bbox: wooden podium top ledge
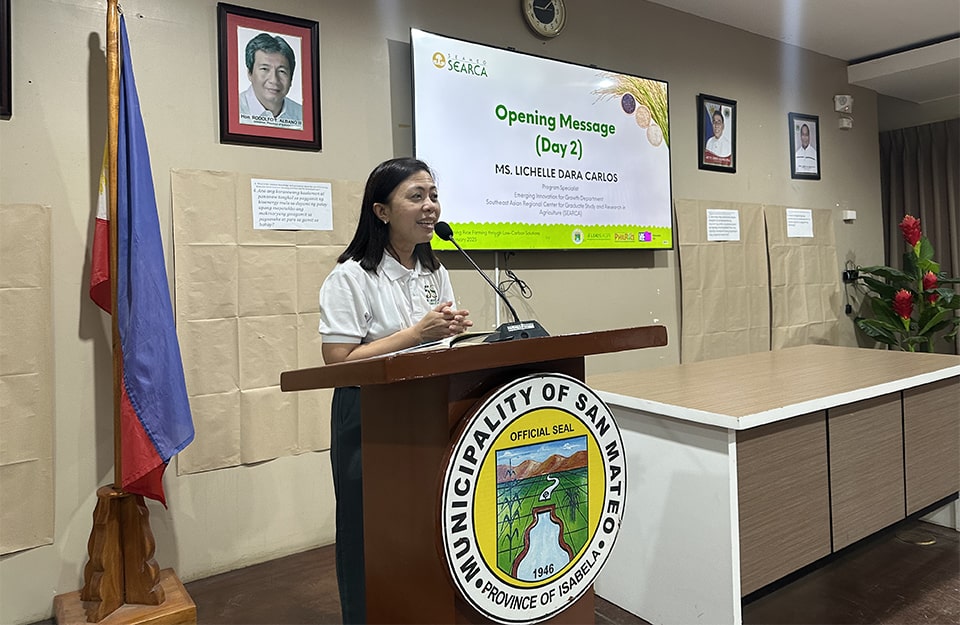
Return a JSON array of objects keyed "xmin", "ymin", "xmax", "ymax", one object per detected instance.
[{"xmin": 280, "ymin": 325, "xmax": 667, "ymax": 391}]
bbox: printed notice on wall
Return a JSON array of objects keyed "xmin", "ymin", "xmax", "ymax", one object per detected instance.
[
  {"xmin": 706, "ymin": 209, "xmax": 741, "ymax": 241},
  {"xmin": 785, "ymin": 208, "xmax": 814, "ymax": 238},
  {"xmin": 251, "ymin": 179, "xmax": 333, "ymax": 230}
]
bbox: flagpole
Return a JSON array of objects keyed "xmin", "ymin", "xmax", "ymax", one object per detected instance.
[
  {"xmin": 57, "ymin": 2, "xmax": 196, "ymax": 622},
  {"xmin": 107, "ymin": 0, "xmax": 122, "ymax": 492}
]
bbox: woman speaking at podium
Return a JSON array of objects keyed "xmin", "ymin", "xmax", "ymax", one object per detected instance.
[{"xmin": 318, "ymin": 157, "xmax": 472, "ymax": 623}]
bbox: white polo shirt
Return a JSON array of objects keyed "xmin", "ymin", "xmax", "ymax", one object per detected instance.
[
  {"xmin": 319, "ymin": 254, "xmax": 456, "ymax": 344},
  {"xmin": 795, "ymin": 145, "xmax": 818, "ymax": 174}
]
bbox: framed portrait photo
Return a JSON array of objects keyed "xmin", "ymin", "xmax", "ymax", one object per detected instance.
[
  {"xmin": 788, "ymin": 112, "xmax": 820, "ymax": 180},
  {"xmin": 1, "ymin": 0, "xmax": 11, "ymax": 118},
  {"xmin": 217, "ymin": 3, "xmax": 321, "ymax": 151},
  {"xmin": 697, "ymin": 94, "xmax": 736, "ymax": 173}
]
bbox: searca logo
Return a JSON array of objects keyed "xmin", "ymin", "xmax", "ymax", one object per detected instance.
[{"xmin": 433, "ymin": 51, "xmax": 489, "ymax": 77}]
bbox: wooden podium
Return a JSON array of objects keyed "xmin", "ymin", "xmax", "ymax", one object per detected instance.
[{"xmin": 280, "ymin": 326, "xmax": 667, "ymax": 624}]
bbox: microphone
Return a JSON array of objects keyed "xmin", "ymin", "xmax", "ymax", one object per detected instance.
[{"xmin": 435, "ymin": 221, "xmax": 548, "ymax": 342}]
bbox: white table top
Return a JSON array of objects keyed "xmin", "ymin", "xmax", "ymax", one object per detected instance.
[{"xmin": 588, "ymin": 345, "xmax": 960, "ymax": 430}]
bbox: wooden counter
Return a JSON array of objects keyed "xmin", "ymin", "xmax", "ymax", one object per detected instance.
[
  {"xmin": 588, "ymin": 345, "xmax": 959, "ymax": 625},
  {"xmin": 588, "ymin": 344, "xmax": 960, "ymax": 429}
]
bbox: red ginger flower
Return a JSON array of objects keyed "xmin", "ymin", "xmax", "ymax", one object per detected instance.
[
  {"xmin": 893, "ymin": 289, "xmax": 913, "ymax": 319},
  {"xmin": 923, "ymin": 271, "xmax": 939, "ymax": 303},
  {"xmin": 899, "ymin": 215, "xmax": 921, "ymax": 247}
]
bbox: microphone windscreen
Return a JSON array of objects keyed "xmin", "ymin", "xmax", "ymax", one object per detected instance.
[{"xmin": 435, "ymin": 221, "xmax": 454, "ymax": 241}]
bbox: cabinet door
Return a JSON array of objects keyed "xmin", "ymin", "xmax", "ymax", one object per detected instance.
[
  {"xmin": 828, "ymin": 393, "xmax": 905, "ymax": 550},
  {"xmin": 737, "ymin": 412, "xmax": 831, "ymax": 596},
  {"xmin": 904, "ymin": 377, "xmax": 960, "ymax": 515}
]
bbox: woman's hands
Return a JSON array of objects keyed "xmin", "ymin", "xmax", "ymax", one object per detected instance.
[
  {"xmin": 414, "ymin": 301, "xmax": 473, "ymax": 342},
  {"xmin": 322, "ymin": 301, "xmax": 473, "ymax": 364}
]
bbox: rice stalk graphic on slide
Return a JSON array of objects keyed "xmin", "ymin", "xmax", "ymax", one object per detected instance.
[{"xmin": 593, "ymin": 73, "xmax": 669, "ymax": 148}]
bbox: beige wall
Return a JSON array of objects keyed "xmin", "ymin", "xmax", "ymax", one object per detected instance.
[
  {"xmin": 877, "ymin": 94, "xmax": 960, "ymax": 131},
  {"xmin": 0, "ymin": 1, "xmax": 885, "ymax": 622}
]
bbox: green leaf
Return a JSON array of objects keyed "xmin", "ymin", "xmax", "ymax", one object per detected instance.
[
  {"xmin": 918, "ymin": 237, "xmax": 935, "ymax": 263},
  {"xmin": 869, "ymin": 297, "xmax": 904, "ymax": 327},
  {"xmin": 918, "ymin": 259, "xmax": 940, "ymax": 275},
  {"xmin": 862, "ymin": 315, "xmax": 903, "ymax": 333},
  {"xmin": 861, "ymin": 277, "xmax": 899, "ymax": 299},
  {"xmin": 929, "ymin": 290, "xmax": 960, "ymax": 308},
  {"xmin": 854, "ymin": 318, "xmax": 897, "ymax": 345},
  {"xmin": 918, "ymin": 309, "xmax": 952, "ymax": 335},
  {"xmin": 858, "ymin": 265, "xmax": 912, "ymax": 283},
  {"xmin": 903, "ymin": 251, "xmax": 920, "ymax": 279}
]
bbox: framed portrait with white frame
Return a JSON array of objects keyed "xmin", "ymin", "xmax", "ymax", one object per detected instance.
[
  {"xmin": 217, "ymin": 3, "xmax": 321, "ymax": 151},
  {"xmin": 697, "ymin": 94, "xmax": 736, "ymax": 173},
  {"xmin": 788, "ymin": 112, "xmax": 820, "ymax": 180}
]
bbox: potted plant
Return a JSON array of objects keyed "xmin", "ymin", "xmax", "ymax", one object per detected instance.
[{"xmin": 855, "ymin": 215, "xmax": 960, "ymax": 352}]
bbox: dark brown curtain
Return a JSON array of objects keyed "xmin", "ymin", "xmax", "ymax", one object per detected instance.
[{"xmin": 879, "ymin": 118, "xmax": 959, "ymax": 352}]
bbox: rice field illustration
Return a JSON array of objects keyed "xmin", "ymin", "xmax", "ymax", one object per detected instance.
[{"xmin": 495, "ymin": 436, "xmax": 589, "ymax": 581}]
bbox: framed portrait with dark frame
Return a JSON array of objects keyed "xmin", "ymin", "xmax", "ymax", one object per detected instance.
[
  {"xmin": 217, "ymin": 3, "xmax": 321, "ymax": 151},
  {"xmin": 788, "ymin": 112, "xmax": 820, "ymax": 180},
  {"xmin": 1, "ymin": 0, "xmax": 11, "ymax": 119},
  {"xmin": 697, "ymin": 94, "xmax": 736, "ymax": 173}
]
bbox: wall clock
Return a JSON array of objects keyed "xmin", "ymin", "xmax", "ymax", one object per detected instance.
[{"xmin": 522, "ymin": 0, "xmax": 566, "ymax": 38}]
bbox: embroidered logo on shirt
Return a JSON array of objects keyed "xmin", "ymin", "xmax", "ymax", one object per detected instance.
[{"xmin": 424, "ymin": 284, "xmax": 440, "ymax": 305}]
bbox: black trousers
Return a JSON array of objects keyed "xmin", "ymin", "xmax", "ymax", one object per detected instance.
[{"xmin": 331, "ymin": 386, "xmax": 365, "ymax": 624}]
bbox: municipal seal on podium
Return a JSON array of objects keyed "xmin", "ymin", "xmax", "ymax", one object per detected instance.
[{"xmin": 439, "ymin": 372, "xmax": 626, "ymax": 624}]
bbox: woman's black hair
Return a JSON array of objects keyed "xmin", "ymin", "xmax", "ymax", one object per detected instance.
[{"xmin": 338, "ymin": 157, "xmax": 441, "ymax": 272}]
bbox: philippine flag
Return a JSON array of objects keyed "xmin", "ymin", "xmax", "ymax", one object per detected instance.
[{"xmin": 89, "ymin": 15, "xmax": 194, "ymax": 506}]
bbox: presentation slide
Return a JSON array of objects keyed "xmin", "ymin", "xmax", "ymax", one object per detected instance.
[{"xmin": 412, "ymin": 29, "xmax": 673, "ymax": 251}]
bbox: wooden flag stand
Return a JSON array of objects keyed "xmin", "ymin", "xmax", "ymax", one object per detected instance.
[
  {"xmin": 54, "ymin": 2, "xmax": 195, "ymax": 623},
  {"xmin": 53, "ymin": 486, "xmax": 195, "ymax": 624}
]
